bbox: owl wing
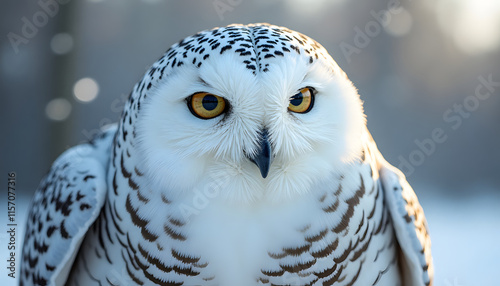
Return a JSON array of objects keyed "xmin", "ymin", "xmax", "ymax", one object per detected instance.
[
  {"xmin": 378, "ymin": 160, "xmax": 434, "ymax": 286},
  {"xmin": 20, "ymin": 126, "xmax": 116, "ymax": 286}
]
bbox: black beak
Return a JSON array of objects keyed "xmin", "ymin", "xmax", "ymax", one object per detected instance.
[{"xmin": 247, "ymin": 129, "xmax": 272, "ymax": 178}]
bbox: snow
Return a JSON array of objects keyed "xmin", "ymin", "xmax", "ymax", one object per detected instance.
[{"xmin": 419, "ymin": 190, "xmax": 500, "ymax": 286}]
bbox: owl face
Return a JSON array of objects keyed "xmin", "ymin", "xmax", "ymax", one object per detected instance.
[{"xmin": 136, "ymin": 24, "xmax": 366, "ymax": 203}]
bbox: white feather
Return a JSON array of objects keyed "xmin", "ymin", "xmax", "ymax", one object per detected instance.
[{"xmin": 136, "ymin": 49, "xmax": 365, "ymax": 205}]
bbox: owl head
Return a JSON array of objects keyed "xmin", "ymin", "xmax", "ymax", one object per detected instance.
[{"xmin": 133, "ymin": 23, "xmax": 366, "ymax": 204}]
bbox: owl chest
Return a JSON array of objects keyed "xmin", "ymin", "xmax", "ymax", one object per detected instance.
[
  {"xmin": 173, "ymin": 188, "xmax": 397, "ymax": 285},
  {"xmin": 107, "ymin": 158, "xmax": 399, "ymax": 285}
]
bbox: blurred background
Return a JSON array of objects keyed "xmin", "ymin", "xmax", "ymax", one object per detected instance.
[{"xmin": 1, "ymin": 0, "xmax": 499, "ymax": 285}]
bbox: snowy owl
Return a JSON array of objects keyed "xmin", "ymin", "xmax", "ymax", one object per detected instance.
[{"xmin": 21, "ymin": 23, "xmax": 433, "ymax": 286}]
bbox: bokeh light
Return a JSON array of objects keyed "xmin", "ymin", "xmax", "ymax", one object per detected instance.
[
  {"xmin": 45, "ymin": 98, "xmax": 72, "ymax": 121},
  {"xmin": 435, "ymin": 0, "xmax": 500, "ymax": 55},
  {"xmin": 384, "ymin": 8, "xmax": 413, "ymax": 37},
  {"xmin": 50, "ymin": 33, "xmax": 74, "ymax": 55},
  {"xmin": 73, "ymin": 77, "xmax": 99, "ymax": 103}
]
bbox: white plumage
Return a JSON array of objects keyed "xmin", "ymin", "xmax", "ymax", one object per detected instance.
[{"xmin": 21, "ymin": 23, "xmax": 433, "ymax": 286}]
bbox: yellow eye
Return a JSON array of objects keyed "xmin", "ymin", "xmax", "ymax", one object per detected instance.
[
  {"xmin": 188, "ymin": 92, "xmax": 227, "ymax": 119},
  {"xmin": 288, "ymin": 87, "xmax": 315, "ymax": 113}
]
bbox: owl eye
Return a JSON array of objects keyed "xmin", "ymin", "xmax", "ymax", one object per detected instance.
[
  {"xmin": 188, "ymin": 92, "xmax": 228, "ymax": 119},
  {"xmin": 288, "ymin": 87, "xmax": 315, "ymax": 113}
]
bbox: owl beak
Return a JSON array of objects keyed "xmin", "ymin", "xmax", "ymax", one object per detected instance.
[{"xmin": 247, "ymin": 129, "xmax": 272, "ymax": 178}]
